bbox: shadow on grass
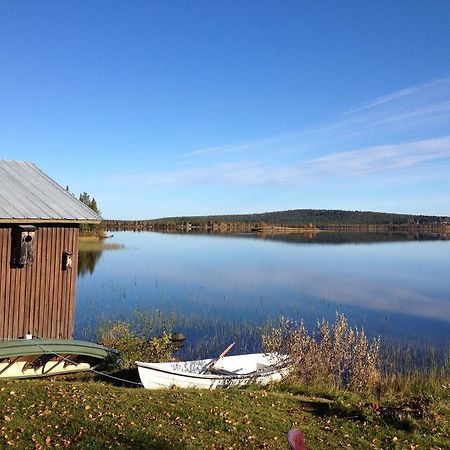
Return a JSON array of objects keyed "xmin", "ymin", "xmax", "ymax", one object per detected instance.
[
  {"xmin": 91, "ymin": 367, "xmax": 143, "ymax": 388},
  {"xmin": 300, "ymin": 398, "xmax": 367, "ymax": 421},
  {"xmin": 57, "ymin": 367, "xmax": 143, "ymax": 388},
  {"xmin": 300, "ymin": 395, "xmax": 428, "ymax": 432}
]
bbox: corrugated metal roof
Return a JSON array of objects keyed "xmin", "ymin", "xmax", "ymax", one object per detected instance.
[{"xmin": 0, "ymin": 160, "xmax": 102, "ymax": 222}]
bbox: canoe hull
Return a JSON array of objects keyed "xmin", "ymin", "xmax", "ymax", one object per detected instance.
[
  {"xmin": 0, "ymin": 339, "xmax": 111, "ymax": 379},
  {"xmin": 136, "ymin": 353, "xmax": 289, "ymax": 390}
]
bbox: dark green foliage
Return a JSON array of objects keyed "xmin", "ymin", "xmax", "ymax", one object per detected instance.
[
  {"xmin": 79, "ymin": 192, "xmax": 101, "ymax": 216},
  {"xmin": 99, "ymin": 322, "xmax": 173, "ymax": 369},
  {"xmin": 152, "ymin": 208, "xmax": 447, "ymax": 225},
  {"xmin": 107, "ymin": 208, "xmax": 449, "ymax": 230},
  {"xmin": 98, "ymin": 311, "xmax": 175, "ymax": 368},
  {"xmin": 78, "ymin": 191, "xmax": 105, "ymax": 236},
  {"xmin": 89, "ymin": 198, "xmax": 99, "ymax": 215}
]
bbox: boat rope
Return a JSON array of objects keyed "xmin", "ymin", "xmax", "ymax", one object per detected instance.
[
  {"xmin": 31, "ymin": 341, "xmax": 143, "ymax": 387},
  {"xmin": 86, "ymin": 367, "xmax": 143, "ymax": 387}
]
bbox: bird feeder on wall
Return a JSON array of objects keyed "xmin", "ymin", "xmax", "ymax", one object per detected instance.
[
  {"xmin": 62, "ymin": 251, "xmax": 73, "ymax": 270},
  {"xmin": 11, "ymin": 225, "xmax": 36, "ymax": 267}
]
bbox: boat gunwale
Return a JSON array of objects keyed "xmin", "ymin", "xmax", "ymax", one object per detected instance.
[
  {"xmin": 136, "ymin": 355, "xmax": 288, "ymax": 381},
  {"xmin": 0, "ymin": 339, "xmax": 111, "ymax": 360}
]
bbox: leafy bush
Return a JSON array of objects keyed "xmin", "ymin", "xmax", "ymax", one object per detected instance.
[
  {"xmin": 263, "ymin": 313, "xmax": 380, "ymax": 393},
  {"xmin": 99, "ymin": 321, "xmax": 173, "ymax": 369}
]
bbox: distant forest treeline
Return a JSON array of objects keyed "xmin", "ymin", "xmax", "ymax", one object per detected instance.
[
  {"xmin": 105, "ymin": 209, "xmax": 450, "ymax": 235},
  {"xmin": 107, "ymin": 209, "xmax": 450, "ymax": 227},
  {"xmin": 155, "ymin": 209, "xmax": 450, "ymax": 225}
]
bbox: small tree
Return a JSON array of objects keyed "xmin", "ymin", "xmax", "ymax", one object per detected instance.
[
  {"xmin": 79, "ymin": 192, "xmax": 91, "ymax": 206},
  {"xmin": 79, "ymin": 192, "xmax": 104, "ymax": 236},
  {"xmin": 89, "ymin": 198, "xmax": 100, "ymax": 215}
]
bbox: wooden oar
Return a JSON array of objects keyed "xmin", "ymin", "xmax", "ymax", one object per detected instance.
[{"xmin": 201, "ymin": 342, "xmax": 235, "ymax": 374}]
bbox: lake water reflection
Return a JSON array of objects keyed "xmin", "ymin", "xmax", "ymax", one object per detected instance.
[{"xmin": 76, "ymin": 231, "xmax": 450, "ymax": 356}]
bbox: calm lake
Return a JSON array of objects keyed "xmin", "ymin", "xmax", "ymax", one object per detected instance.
[{"xmin": 76, "ymin": 231, "xmax": 450, "ymax": 357}]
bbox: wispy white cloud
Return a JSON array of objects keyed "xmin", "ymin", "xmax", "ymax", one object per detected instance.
[
  {"xmin": 308, "ymin": 100, "xmax": 450, "ymax": 145},
  {"xmin": 110, "ymin": 75, "xmax": 450, "ymax": 196},
  {"xmin": 181, "ymin": 74, "xmax": 450, "ymax": 160},
  {"xmin": 298, "ymin": 135, "xmax": 450, "ymax": 180},
  {"xmin": 110, "ymin": 135, "xmax": 450, "ymax": 188},
  {"xmin": 185, "ymin": 137, "xmax": 276, "ymax": 158},
  {"xmin": 256, "ymin": 135, "xmax": 450, "ymax": 185},
  {"xmin": 343, "ymin": 75, "xmax": 450, "ymax": 115}
]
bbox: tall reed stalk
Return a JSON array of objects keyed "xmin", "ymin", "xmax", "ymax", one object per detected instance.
[{"xmin": 263, "ymin": 313, "xmax": 381, "ymax": 393}]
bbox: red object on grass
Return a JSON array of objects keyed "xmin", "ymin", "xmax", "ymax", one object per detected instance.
[{"xmin": 287, "ymin": 428, "xmax": 307, "ymax": 450}]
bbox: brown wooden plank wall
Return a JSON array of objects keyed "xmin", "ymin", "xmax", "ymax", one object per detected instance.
[{"xmin": 0, "ymin": 224, "xmax": 79, "ymax": 340}]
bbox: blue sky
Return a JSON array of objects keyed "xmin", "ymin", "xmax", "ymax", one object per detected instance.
[{"xmin": 1, "ymin": 1, "xmax": 450, "ymax": 219}]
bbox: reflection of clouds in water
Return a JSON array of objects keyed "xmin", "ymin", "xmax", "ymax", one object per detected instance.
[
  {"xmin": 129, "ymin": 259, "xmax": 450, "ymax": 323},
  {"xmin": 78, "ymin": 233, "xmax": 450, "ymax": 335},
  {"xmin": 310, "ymin": 279, "xmax": 450, "ymax": 323}
]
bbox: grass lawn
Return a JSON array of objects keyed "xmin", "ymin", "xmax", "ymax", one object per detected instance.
[{"xmin": 1, "ymin": 376, "xmax": 449, "ymax": 449}]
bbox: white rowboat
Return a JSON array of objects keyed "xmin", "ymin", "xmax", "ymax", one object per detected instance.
[{"xmin": 136, "ymin": 353, "xmax": 289, "ymax": 389}]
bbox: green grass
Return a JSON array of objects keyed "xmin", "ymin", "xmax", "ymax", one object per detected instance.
[{"xmin": 1, "ymin": 375, "xmax": 449, "ymax": 449}]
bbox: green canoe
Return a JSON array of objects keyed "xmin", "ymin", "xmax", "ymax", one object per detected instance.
[{"xmin": 0, "ymin": 339, "xmax": 113, "ymax": 379}]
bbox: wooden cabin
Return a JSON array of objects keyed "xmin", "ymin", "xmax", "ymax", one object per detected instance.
[{"xmin": 0, "ymin": 160, "xmax": 101, "ymax": 340}]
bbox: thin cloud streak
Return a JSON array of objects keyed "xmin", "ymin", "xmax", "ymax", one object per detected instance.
[
  {"xmin": 180, "ymin": 74, "xmax": 450, "ymax": 160},
  {"xmin": 311, "ymin": 100, "xmax": 450, "ymax": 143},
  {"xmin": 185, "ymin": 137, "xmax": 277, "ymax": 158},
  {"xmin": 109, "ymin": 75, "xmax": 450, "ymax": 202},
  {"xmin": 110, "ymin": 135, "xmax": 450, "ymax": 188},
  {"xmin": 261, "ymin": 136, "xmax": 450, "ymax": 185},
  {"xmin": 343, "ymin": 75, "xmax": 450, "ymax": 115},
  {"xmin": 299, "ymin": 136, "xmax": 450, "ymax": 178}
]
